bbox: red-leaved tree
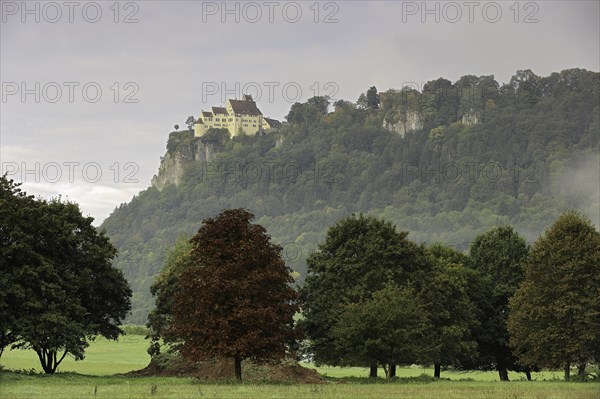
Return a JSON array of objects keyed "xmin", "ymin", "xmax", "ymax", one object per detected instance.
[{"xmin": 169, "ymin": 209, "xmax": 300, "ymax": 380}]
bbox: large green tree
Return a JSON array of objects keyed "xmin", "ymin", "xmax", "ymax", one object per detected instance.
[
  {"xmin": 424, "ymin": 244, "xmax": 479, "ymax": 378},
  {"xmin": 146, "ymin": 236, "xmax": 192, "ymax": 357},
  {"xmin": 285, "ymin": 96, "xmax": 329, "ymax": 126},
  {"xmin": 0, "ymin": 176, "xmax": 36, "ymax": 359},
  {"xmin": 469, "ymin": 226, "xmax": 530, "ymax": 381},
  {"xmin": 0, "ymin": 176, "xmax": 132, "ymax": 373},
  {"xmin": 357, "ymin": 86, "xmax": 380, "ymax": 110},
  {"xmin": 300, "ymin": 214, "xmax": 431, "ymax": 376},
  {"xmin": 168, "ymin": 209, "xmax": 299, "ymax": 381},
  {"xmin": 331, "ymin": 284, "xmax": 430, "ymax": 379},
  {"xmin": 508, "ymin": 211, "xmax": 600, "ymax": 381},
  {"xmin": 366, "ymin": 86, "xmax": 380, "ymax": 109}
]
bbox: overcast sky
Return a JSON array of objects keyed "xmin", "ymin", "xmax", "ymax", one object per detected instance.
[{"xmin": 1, "ymin": 0, "xmax": 599, "ymax": 225}]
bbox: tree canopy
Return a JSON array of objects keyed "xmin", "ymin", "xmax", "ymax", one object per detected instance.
[
  {"xmin": 0, "ymin": 176, "xmax": 36, "ymax": 358},
  {"xmin": 331, "ymin": 284, "xmax": 429, "ymax": 378},
  {"xmin": 0, "ymin": 176, "xmax": 132, "ymax": 373},
  {"xmin": 168, "ymin": 209, "xmax": 300, "ymax": 380},
  {"xmin": 299, "ymin": 214, "xmax": 431, "ymax": 374},
  {"xmin": 508, "ymin": 211, "xmax": 600, "ymax": 380},
  {"xmin": 146, "ymin": 236, "xmax": 192, "ymax": 357},
  {"xmin": 469, "ymin": 226, "xmax": 530, "ymax": 381},
  {"xmin": 424, "ymin": 244, "xmax": 480, "ymax": 378}
]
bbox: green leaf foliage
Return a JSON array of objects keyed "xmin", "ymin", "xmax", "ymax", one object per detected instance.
[
  {"xmin": 423, "ymin": 244, "xmax": 480, "ymax": 376},
  {"xmin": 331, "ymin": 284, "xmax": 430, "ymax": 371},
  {"xmin": 0, "ymin": 176, "xmax": 132, "ymax": 373},
  {"xmin": 469, "ymin": 226, "xmax": 530, "ymax": 380},
  {"xmin": 299, "ymin": 214, "xmax": 431, "ymax": 367},
  {"xmin": 146, "ymin": 236, "xmax": 192, "ymax": 356},
  {"xmin": 508, "ymin": 211, "xmax": 600, "ymax": 379}
]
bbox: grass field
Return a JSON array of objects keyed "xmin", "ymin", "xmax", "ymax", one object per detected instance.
[
  {"xmin": 303, "ymin": 363, "xmax": 567, "ymax": 382},
  {"xmin": 1, "ymin": 335, "xmax": 598, "ymax": 399},
  {"xmin": 0, "ymin": 335, "xmax": 151, "ymax": 376}
]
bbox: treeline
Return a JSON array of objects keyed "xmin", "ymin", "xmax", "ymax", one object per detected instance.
[
  {"xmin": 100, "ymin": 68, "xmax": 600, "ymax": 324},
  {"xmin": 148, "ymin": 208, "xmax": 600, "ymax": 381}
]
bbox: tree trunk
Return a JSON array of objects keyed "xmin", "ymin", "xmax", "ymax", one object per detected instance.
[
  {"xmin": 498, "ymin": 368, "xmax": 509, "ymax": 381},
  {"xmin": 389, "ymin": 363, "xmax": 396, "ymax": 378},
  {"xmin": 382, "ymin": 364, "xmax": 389, "ymax": 379},
  {"xmin": 234, "ymin": 354, "xmax": 242, "ymax": 381},
  {"xmin": 564, "ymin": 363, "xmax": 570, "ymax": 381},
  {"xmin": 37, "ymin": 349, "xmax": 54, "ymax": 374},
  {"xmin": 35, "ymin": 349, "xmax": 68, "ymax": 374},
  {"xmin": 525, "ymin": 370, "xmax": 531, "ymax": 381},
  {"xmin": 36, "ymin": 350, "xmax": 49, "ymax": 374},
  {"xmin": 434, "ymin": 363, "xmax": 441, "ymax": 379},
  {"xmin": 369, "ymin": 363, "xmax": 378, "ymax": 378},
  {"xmin": 577, "ymin": 362, "xmax": 586, "ymax": 377}
]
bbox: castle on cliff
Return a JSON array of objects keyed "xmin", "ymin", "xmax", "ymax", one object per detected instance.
[{"xmin": 194, "ymin": 94, "xmax": 281, "ymax": 137}]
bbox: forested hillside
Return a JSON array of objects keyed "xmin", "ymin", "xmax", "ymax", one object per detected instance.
[{"xmin": 101, "ymin": 69, "xmax": 600, "ymax": 324}]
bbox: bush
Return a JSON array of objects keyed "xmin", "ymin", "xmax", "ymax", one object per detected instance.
[
  {"xmin": 121, "ymin": 325, "xmax": 150, "ymax": 336},
  {"xmin": 201, "ymin": 128, "xmax": 230, "ymax": 149},
  {"xmin": 149, "ymin": 349, "xmax": 180, "ymax": 370}
]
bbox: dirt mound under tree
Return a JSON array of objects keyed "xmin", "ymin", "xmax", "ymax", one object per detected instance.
[{"xmin": 129, "ymin": 356, "xmax": 325, "ymax": 384}]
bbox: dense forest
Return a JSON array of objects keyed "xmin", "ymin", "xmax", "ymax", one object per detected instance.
[{"xmin": 101, "ymin": 69, "xmax": 600, "ymax": 324}]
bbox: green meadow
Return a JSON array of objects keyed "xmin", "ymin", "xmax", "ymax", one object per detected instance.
[
  {"xmin": 1, "ymin": 335, "xmax": 598, "ymax": 399},
  {"xmin": 0, "ymin": 335, "xmax": 151, "ymax": 376}
]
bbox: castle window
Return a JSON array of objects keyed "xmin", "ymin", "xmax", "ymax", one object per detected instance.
[{"xmin": 215, "ymin": 118, "xmax": 220, "ymax": 122}]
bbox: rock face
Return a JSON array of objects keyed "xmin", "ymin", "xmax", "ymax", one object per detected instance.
[
  {"xmin": 383, "ymin": 109, "xmax": 423, "ymax": 136},
  {"xmin": 461, "ymin": 111, "xmax": 479, "ymax": 126},
  {"xmin": 151, "ymin": 140, "xmax": 214, "ymax": 191}
]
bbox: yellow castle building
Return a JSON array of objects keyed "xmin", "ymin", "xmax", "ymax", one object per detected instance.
[{"xmin": 194, "ymin": 94, "xmax": 281, "ymax": 137}]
